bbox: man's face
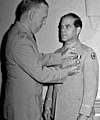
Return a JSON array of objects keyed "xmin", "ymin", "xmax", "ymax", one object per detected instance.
[
  {"xmin": 59, "ymin": 16, "xmax": 78, "ymax": 43},
  {"xmin": 31, "ymin": 3, "xmax": 48, "ymax": 34}
]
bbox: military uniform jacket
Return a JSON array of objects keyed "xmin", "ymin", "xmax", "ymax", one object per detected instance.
[
  {"xmin": 3, "ymin": 21, "xmax": 62, "ymax": 120},
  {"xmin": 45, "ymin": 40, "xmax": 99, "ymax": 120}
]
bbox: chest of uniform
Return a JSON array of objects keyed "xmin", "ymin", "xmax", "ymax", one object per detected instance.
[{"xmin": 57, "ymin": 48, "xmax": 85, "ymax": 93}]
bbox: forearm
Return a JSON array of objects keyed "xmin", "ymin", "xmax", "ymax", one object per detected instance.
[{"xmin": 41, "ymin": 53, "xmax": 62, "ymax": 67}]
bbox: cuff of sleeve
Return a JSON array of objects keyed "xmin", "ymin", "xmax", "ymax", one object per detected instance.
[
  {"xmin": 60, "ymin": 68, "xmax": 68, "ymax": 80},
  {"xmin": 79, "ymin": 104, "xmax": 93, "ymax": 117}
]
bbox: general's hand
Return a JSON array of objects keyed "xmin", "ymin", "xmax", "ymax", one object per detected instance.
[
  {"xmin": 77, "ymin": 114, "xmax": 88, "ymax": 120},
  {"xmin": 61, "ymin": 54, "xmax": 79, "ymax": 69},
  {"xmin": 67, "ymin": 59, "xmax": 80, "ymax": 76},
  {"xmin": 60, "ymin": 59, "xmax": 80, "ymax": 82},
  {"xmin": 42, "ymin": 107, "xmax": 51, "ymax": 120}
]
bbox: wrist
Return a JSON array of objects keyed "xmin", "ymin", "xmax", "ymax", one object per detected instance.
[{"xmin": 60, "ymin": 68, "xmax": 68, "ymax": 79}]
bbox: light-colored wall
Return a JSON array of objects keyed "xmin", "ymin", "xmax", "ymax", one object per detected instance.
[{"xmin": 0, "ymin": 0, "xmax": 100, "ymax": 98}]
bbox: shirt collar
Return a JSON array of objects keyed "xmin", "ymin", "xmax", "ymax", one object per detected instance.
[{"xmin": 62, "ymin": 40, "xmax": 81, "ymax": 52}]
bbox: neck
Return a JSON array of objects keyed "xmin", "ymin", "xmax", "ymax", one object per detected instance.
[
  {"xmin": 20, "ymin": 18, "xmax": 30, "ymax": 30},
  {"xmin": 63, "ymin": 39, "xmax": 78, "ymax": 48}
]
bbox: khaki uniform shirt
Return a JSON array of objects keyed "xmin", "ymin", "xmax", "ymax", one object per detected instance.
[
  {"xmin": 3, "ymin": 21, "xmax": 62, "ymax": 120},
  {"xmin": 45, "ymin": 40, "xmax": 99, "ymax": 120}
]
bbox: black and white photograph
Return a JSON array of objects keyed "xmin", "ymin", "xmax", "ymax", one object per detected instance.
[{"xmin": 0, "ymin": 0, "xmax": 100, "ymax": 120}]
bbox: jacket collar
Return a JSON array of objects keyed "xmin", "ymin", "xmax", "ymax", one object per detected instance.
[
  {"xmin": 62, "ymin": 40, "xmax": 81, "ymax": 52},
  {"xmin": 16, "ymin": 21, "xmax": 36, "ymax": 41}
]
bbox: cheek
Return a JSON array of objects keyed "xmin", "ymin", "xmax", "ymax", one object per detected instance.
[
  {"xmin": 69, "ymin": 30, "xmax": 75, "ymax": 36},
  {"xmin": 37, "ymin": 20, "xmax": 42, "ymax": 26},
  {"xmin": 67, "ymin": 31, "xmax": 72, "ymax": 36}
]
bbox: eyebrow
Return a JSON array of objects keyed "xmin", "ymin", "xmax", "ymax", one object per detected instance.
[
  {"xmin": 65, "ymin": 24, "xmax": 71, "ymax": 27},
  {"xmin": 61, "ymin": 24, "xmax": 72, "ymax": 27}
]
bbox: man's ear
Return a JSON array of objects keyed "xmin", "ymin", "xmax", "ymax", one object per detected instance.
[
  {"xmin": 77, "ymin": 27, "xmax": 81, "ymax": 35},
  {"xmin": 29, "ymin": 9, "xmax": 35, "ymax": 22}
]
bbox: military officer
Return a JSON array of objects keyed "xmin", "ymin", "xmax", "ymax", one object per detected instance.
[{"xmin": 43, "ymin": 13, "xmax": 99, "ymax": 120}]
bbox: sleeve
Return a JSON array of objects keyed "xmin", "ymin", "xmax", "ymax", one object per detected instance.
[
  {"xmin": 12, "ymin": 38, "xmax": 67, "ymax": 83},
  {"xmin": 79, "ymin": 49, "xmax": 99, "ymax": 117},
  {"xmin": 41, "ymin": 53, "xmax": 62, "ymax": 67}
]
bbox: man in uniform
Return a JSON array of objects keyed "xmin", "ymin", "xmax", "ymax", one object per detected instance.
[
  {"xmin": 0, "ymin": 1, "xmax": 80, "ymax": 120},
  {"xmin": 43, "ymin": 13, "xmax": 99, "ymax": 120}
]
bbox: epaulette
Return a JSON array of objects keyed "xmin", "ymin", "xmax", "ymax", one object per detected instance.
[
  {"xmin": 81, "ymin": 43, "xmax": 90, "ymax": 51},
  {"xmin": 87, "ymin": 48, "xmax": 93, "ymax": 52},
  {"xmin": 81, "ymin": 44, "xmax": 94, "ymax": 53},
  {"xmin": 19, "ymin": 31, "xmax": 28, "ymax": 39}
]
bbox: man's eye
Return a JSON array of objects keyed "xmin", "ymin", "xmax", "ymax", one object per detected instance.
[{"xmin": 65, "ymin": 25, "xmax": 70, "ymax": 29}]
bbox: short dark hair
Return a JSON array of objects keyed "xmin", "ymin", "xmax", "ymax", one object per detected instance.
[
  {"xmin": 59, "ymin": 13, "xmax": 82, "ymax": 29},
  {"xmin": 15, "ymin": 0, "xmax": 49, "ymax": 21}
]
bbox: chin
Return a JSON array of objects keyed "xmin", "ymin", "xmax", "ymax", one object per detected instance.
[{"xmin": 61, "ymin": 38, "xmax": 68, "ymax": 42}]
